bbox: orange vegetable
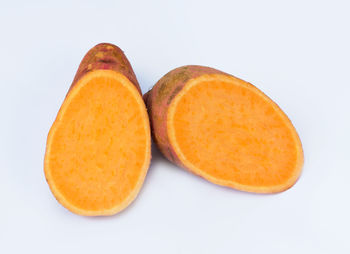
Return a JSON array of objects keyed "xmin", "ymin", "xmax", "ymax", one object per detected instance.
[
  {"xmin": 44, "ymin": 43, "xmax": 151, "ymax": 216},
  {"xmin": 144, "ymin": 65, "xmax": 303, "ymax": 193}
]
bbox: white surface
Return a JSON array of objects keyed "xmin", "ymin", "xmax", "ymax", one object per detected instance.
[{"xmin": 1, "ymin": 1, "xmax": 349, "ymax": 253}]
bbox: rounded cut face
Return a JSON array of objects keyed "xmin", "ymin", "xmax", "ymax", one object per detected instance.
[
  {"xmin": 168, "ymin": 74, "xmax": 303, "ymax": 192},
  {"xmin": 45, "ymin": 70, "xmax": 150, "ymax": 215}
]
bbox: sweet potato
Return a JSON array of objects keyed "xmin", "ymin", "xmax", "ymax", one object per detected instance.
[
  {"xmin": 144, "ymin": 65, "xmax": 303, "ymax": 193},
  {"xmin": 44, "ymin": 43, "xmax": 151, "ymax": 216}
]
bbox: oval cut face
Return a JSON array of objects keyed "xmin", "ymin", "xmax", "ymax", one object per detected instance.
[
  {"xmin": 45, "ymin": 70, "xmax": 150, "ymax": 215},
  {"xmin": 168, "ymin": 74, "xmax": 303, "ymax": 193}
]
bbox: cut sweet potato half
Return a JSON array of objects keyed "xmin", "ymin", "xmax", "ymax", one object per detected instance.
[
  {"xmin": 145, "ymin": 65, "xmax": 303, "ymax": 193},
  {"xmin": 44, "ymin": 44, "xmax": 151, "ymax": 216}
]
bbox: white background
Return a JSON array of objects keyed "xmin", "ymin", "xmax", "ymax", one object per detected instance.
[{"xmin": 1, "ymin": 1, "xmax": 349, "ymax": 253}]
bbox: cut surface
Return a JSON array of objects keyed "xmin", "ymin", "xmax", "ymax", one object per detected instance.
[
  {"xmin": 168, "ymin": 74, "xmax": 303, "ymax": 193},
  {"xmin": 45, "ymin": 70, "xmax": 150, "ymax": 215}
]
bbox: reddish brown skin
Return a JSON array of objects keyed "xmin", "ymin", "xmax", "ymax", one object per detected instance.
[
  {"xmin": 45, "ymin": 43, "xmax": 143, "ymax": 204},
  {"xmin": 68, "ymin": 43, "xmax": 141, "ymax": 95},
  {"xmin": 144, "ymin": 65, "xmax": 228, "ymax": 168}
]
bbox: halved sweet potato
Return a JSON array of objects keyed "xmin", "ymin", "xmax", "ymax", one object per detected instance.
[
  {"xmin": 44, "ymin": 43, "xmax": 151, "ymax": 216},
  {"xmin": 144, "ymin": 65, "xmax": 303, "ymax": 193}
]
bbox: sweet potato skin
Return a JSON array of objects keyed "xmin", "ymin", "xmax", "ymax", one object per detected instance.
[
  {"xmin": 45, "ymin": 43, "xmax": 147, "ymax": 215},
  {"xmin": 69, "ymin": 43, "xmax": 141, "ymax": 94},
  {"xmin": 144, "ymin": 65, "xmax": 228, "ymax": 168},
  {"xmin": 146, "ymin": 66, "xmax": 304, "ymax": 193}
]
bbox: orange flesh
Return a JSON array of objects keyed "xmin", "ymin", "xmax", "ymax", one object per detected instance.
[
  {"xmin": 169, "ymin": 75, "xmax": 303, "ymax": 192},
  {"xmin": 45, "ymin": 70, "xmax": 150, "ymax": 215}
]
